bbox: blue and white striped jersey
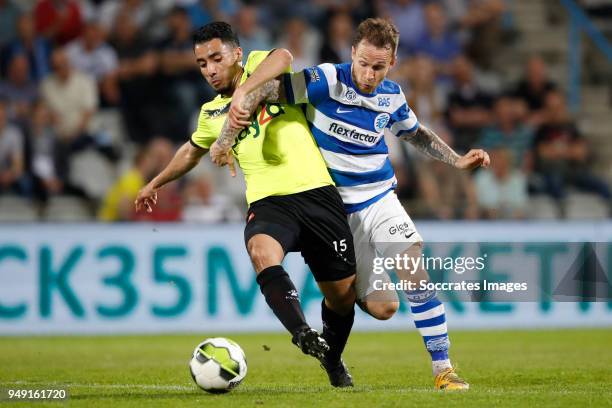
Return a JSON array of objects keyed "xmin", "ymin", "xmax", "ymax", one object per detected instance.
[{"xmin": 283, "ymin": 62, "xmax": 419, "ymax": 213}]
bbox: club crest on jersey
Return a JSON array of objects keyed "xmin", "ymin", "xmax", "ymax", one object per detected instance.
[
  {"xmin": 344, "ymin": 89, "xmax": 357, "ymax": 102},
  {"xmin": 374, "ymin": 113, "xmax": 390, "ymax": 132}
]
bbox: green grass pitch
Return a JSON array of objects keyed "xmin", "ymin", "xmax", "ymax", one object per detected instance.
[{"xmin": 1, "ymin": 329, "xmax": 610, "ymax": 407}]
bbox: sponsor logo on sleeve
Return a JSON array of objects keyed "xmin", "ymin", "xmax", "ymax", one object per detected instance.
[{"xmin": 309, "ymin": 68, "xmax": 320, "ymax": 82}]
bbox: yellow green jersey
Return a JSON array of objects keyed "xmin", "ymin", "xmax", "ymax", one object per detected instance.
[{"xmin": 190, "ymin": 50, "xmax": 333, "ymax": 205}]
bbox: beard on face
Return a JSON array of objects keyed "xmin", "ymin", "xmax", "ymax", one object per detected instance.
[{"xmin": 215, "ymin": 84, "xmax": 232, "ymax": 95}]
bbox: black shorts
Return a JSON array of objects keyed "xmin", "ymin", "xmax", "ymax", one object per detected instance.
[{"xmin": 244, "ymin": 185, "xmax": 356, "ymax": 282}]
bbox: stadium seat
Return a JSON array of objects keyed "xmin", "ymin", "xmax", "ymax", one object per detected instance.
[
  {"xmin": 90, "ymin": 109, "xmax": 128, "ymax": 146},
  {"xmin": 565, "ymin": 192, "xmax": 609, "ymax": 219},
  {"xmin": 528, "ymin": 195, "xmax": 560, "ymax": 219},
  {"xmin": 69, "ymin": 151, "xmax": 117, "ymax": 200},
  {"xmin": 43, "ymin": 195, "xmax": 93, "ymax": 222},
  {"xmin": 0, "ymin": 195, "xmax": 38, "ymax": 222}
]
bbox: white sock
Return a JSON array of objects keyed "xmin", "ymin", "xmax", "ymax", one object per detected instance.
[{"xmin": 432, "ymin": 359, "xmax": 452, "ymax": 376}]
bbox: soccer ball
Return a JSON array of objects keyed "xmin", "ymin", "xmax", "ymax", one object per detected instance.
[{"xmin": 189, "ymin": 337, "xmax": 247, "ymax": 393}]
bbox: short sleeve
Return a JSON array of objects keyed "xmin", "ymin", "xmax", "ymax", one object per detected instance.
[
  {"xmin": 283, "ymin": 64, "xmax": 333, "ymax": 105},
  {"xmin": 243, "ymin": 50, "xmax": 273, "ymax": 75},
  {"xmin": 388, "ymin": 91, "xmax": 419, "ymax": 139},
  {"xmin": 244, "ymin": 49, "xmax": 293, "ymax": 76},
  {"xmin": 190, "ymin": 107, "xmax": 218, "ymax": 149}
]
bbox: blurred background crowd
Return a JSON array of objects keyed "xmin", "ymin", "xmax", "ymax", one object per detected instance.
[{"xmin": 0, "ymin": 0, "xmax": 611, "ymax": 222}]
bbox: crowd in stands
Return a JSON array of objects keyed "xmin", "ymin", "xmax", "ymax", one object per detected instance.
[{"xmin": 0, "ymin": 0, "xmax": 610, "ymax": 222}]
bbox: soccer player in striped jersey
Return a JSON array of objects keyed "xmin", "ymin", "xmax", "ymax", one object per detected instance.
[{"xmin": 211, "ymin": 18, "xmax": 490, "ymax": 390}]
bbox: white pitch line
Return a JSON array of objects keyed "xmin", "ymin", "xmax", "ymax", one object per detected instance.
[{"xmin": 2, "ymin": 381, "xmax": 608, "ymax": 396}]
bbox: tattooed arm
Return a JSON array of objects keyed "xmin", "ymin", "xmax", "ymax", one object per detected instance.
[
  {"xmin": 407, "ymin": 123, "xmax": 490, "ymax": 170},
  {"xmin": 212, "ymin": 78, "xmax": 284, "ymax": 152},
  {"xmin": 210, "ymin": 49, "xmax": 290, "ymax": 167},
  {"xmin": 407, "ymin": 124, "xmax": 461, "ymax": 166}
]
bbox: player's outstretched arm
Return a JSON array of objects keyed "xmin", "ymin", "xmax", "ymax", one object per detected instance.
[
  {"xmin": 407, "ymin": 124, "xmax": 490, "ymax": 170},
  {"xmin": 135, "ymin": 142, "xmax": 207, "ymax": 213}
]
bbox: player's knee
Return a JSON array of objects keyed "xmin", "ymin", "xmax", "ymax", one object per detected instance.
[
  {"xmin": 248, "ymin": 242, "xmax": 279, "ymax": 272},
  {"xmin": 365, "ymin": 301, "xmax": 399, "ymax": 320},
  {"xmin": 402, "ymin": 240, "xmax": 424, "ymax": 261},
  {"xmin": 247, "ymin": 234, "xmax": 285, "ymax": 272}
]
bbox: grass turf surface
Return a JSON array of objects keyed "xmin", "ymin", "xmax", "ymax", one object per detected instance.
[{"xmin": 0, "ymin": 329, "xmax": 611, "ymax": 407}]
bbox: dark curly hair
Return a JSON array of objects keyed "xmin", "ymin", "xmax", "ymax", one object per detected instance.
[{"xmin": 192, "ymin": 21, "xmax": 240, "ymax": 48}]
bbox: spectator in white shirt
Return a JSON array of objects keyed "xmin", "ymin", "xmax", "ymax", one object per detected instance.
[
  {"xmin": 41, "ymin": 47, "xmax": 117, "ymax": 190},
  {"xmin": 41, "ymin": 47, "xmax": 98, "ymax": 142},
  {"xmin": 65, "ymin": 20, "xmax": 119, "ymax": 105}
]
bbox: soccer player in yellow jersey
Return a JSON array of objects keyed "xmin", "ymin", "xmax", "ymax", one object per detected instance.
[{"xmin": 134, "ymin": 22, "xmax": 356, "ymax": 387}]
